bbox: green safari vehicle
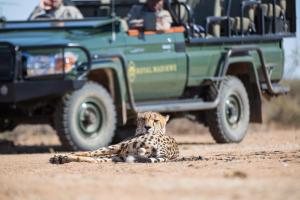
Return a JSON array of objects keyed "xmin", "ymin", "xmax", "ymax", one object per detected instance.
[{"xmin": 0, "ymin": 0, "xmax": 296, "ymax": 150}]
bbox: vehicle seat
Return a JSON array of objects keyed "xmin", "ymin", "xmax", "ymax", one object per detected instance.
[
  {"xmin": 169, "ymin": 0, "xmax": 189, "ymax": 24},
  {"xmin": 115, "ymin": 0, "xmax": 143, "ymax": 18},
  {"xmin": 261, "ymin": 0, "xmax": 286, "ymax": 18},
  {"xmin": 260, "ymin": 0, "xmax": 287, "ymax": 33},
  {"xmin": 229, "ymin": 0, "xmax": 257, "ymax": 34},
  {"xmin": 90, "ymin": 0, "xmax": 145, "ymax": 18},
  {"xmin": 175, "ymin": 0, "xmax": 188, "ymax": 20},
  {"xmin": 63, "ymin": 0, "xmax": 75, "ymax": 6},
  {"xmin": 187, "ymin": 0, "xmax": 222, "ymax": 37}
]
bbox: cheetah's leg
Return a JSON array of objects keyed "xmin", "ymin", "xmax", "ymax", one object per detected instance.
[
  {"xmin": 125, "ymin": 147, "xmax": 168, "ymax": 163},
  {"xmin": 125, "ymin": 155, "xmax": 168, "ymax": 163},
  {"xmin": 50, "ymin": 154, "xmax": 99, "ymax": 164},
  {"xmin": 148, "ymin": 157, "xmax": 168, "ymax": 163},
  {"xmin": 49, "ymin": 154, "xmax": 122, "ymax": 164},
  {"xmin": 139, "ymin": 145, "xmax": 178, "ymax": 163}
]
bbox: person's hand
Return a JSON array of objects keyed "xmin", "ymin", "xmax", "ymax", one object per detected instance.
[{"xmin": 40, "ymin": 0, "xmax": 52, "ymax": 11}]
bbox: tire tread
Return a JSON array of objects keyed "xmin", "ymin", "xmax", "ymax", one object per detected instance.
[{"xmin": 206, "ymin": 76, "xmax": 250, "ymax": 143}]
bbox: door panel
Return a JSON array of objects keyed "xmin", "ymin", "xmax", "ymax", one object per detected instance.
[{"xmin": 124, "ymin": 33, "xmax": 187, "ymax": 101}]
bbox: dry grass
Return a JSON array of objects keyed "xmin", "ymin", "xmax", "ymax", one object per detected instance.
[{"xmin": 263, "ymin": 80, "xmax": 300, "ymax": 128}]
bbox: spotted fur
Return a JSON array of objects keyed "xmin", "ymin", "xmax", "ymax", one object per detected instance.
[{"xmin": 50, "ymin": 112, "xmax": 179, "ymax": 164}]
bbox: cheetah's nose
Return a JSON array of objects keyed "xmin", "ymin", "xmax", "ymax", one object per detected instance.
[{"xmin": 144, "ymin": 125, "xmax": 151, "ymax": 131}]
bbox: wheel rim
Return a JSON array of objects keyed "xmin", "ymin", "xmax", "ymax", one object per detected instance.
[
  {"xmin": 78, "ymin": 99, "xmax": 104, "ymax": 137},
  {"xmin": 225, "ymin": 94, "xmax": 242, "ymax": 128}
]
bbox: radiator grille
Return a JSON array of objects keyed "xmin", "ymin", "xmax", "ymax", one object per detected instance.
[{"xmin": 0, "ymin": 44, "xmax": 15, "ymax": 81}]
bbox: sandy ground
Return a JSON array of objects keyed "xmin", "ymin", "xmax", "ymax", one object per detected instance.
[{"xmin": 0, "ymin": 121, "xmax": 299, "ymax": 200}]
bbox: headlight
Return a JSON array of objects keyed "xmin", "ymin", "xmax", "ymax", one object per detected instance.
[{"xmin": 25, "ymin": 52, "xmax": 78, "ymax": 77}]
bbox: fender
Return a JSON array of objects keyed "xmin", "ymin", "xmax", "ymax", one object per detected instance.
[
  {"xmin": 83, "ymin": 59, "xmax": 128, "ymax": 125},
  {"xmin": 225, "ymin": 55, "xmax": 263, "ymax": 123}
]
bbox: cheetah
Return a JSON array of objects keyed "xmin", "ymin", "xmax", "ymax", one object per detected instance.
[{"xmin": 50, "ymin": 112, "xmax": 179, "ymax": 164}]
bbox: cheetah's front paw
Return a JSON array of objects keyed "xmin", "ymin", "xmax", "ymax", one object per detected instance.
[{"xmin": 49, "ymin": 155, "xmax": 70, "ymax": 164}]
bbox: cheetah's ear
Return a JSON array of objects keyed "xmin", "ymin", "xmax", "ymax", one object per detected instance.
[{"xmin": 165, "ymin": 115, "xmax": 170, "ymax": 122}]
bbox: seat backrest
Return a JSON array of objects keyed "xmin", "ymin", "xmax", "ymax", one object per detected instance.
[
  {"xmin": 280, "ymin": 0, "xmax": 286, "ymax": 12},
  {"xmin": 74, "ymin": 0, "xmax": 140, "ymax": 18},
  {"xmin": 261, "ymin": 0, "xmax": 286, "ymax": 16},
  {"xmin": 186, "ymin": 0, "xmax": 221, "ymax": 36},
  {"xmin": 64, "ymin": 0, "xmax": 75, "ymax": 6},
  {"xmin": 262, "ymin": 0, "xmax": 286, "ymax": 9},
  {"xmin": 187, "ymin": 0, "xmax": 221, "ymax": 26},
  {"xmin": 212, "ymin": 0, "xmax": 222, "ymax": 36},
  {"xmin": 114, "ymin": 0, "xmax": 142, "ymax": 18},
  {"xmin": 228, "ymin": 0, "xmax": 240, "ymax": 17},
  {"xmin": 229, "ymin": 0, "xmax": 255, "ymax": 21}
]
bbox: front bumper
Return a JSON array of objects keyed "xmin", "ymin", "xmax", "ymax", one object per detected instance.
[{"xmin": 0, "ymin": 80, "xmax": 85, "ymax": 103}]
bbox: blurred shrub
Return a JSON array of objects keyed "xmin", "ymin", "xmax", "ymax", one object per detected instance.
[{"xmin": 263, "ymin": 80, "xmax": 300, "ymax": 128}]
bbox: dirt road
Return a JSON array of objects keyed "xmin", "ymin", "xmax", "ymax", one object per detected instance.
[{"xmin": 0, "ymin": 123, "xmax": 299, "ymax": 200}]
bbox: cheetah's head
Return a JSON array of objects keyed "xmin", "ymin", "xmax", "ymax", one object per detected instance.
[{"xmin": 135, "ymin": 112, "xmax": 169, "ymax": 135}]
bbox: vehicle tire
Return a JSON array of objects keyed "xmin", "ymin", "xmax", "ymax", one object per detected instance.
[
  {"xmin": 54, "ymin": 82, "xmax": 116, "ymax": 151},
  {"xmin": 205, "ymin": 76, "xmax": 250, "ymax": 143}
]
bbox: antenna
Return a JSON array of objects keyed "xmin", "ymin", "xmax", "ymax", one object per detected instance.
[{"xmin": 111, "ymin": 0, "xmax": 116, "ymax": 42}]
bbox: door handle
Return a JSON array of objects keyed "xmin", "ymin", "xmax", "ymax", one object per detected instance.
[{"xmin": 129, "ymin": 48, "xmax": 145, "ymax": 54}]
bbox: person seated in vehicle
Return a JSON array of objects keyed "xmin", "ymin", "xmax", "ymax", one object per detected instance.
[
  {"xmin": 127, "ymin": 0, "xmax": 173, "ymax": 31},
  {"xmin": 28, "ymin": 0, "xmax": 83, "ymax": 20}
]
